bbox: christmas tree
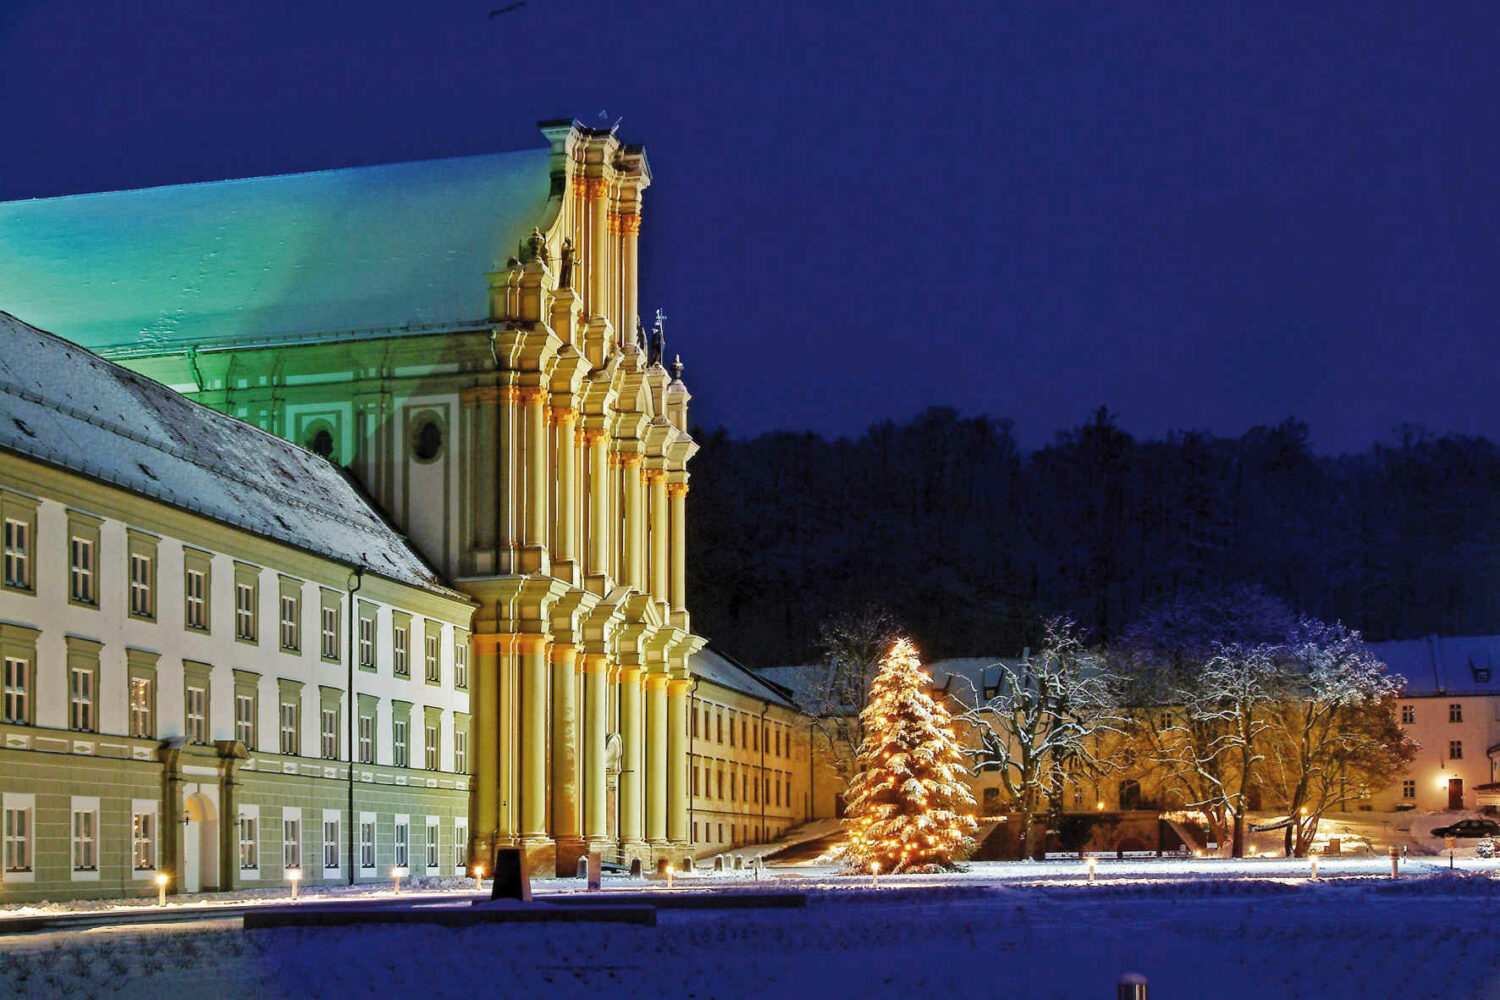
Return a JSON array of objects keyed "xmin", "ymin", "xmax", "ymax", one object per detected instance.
[{"xmin": 843, "ymin": 637, "xmax": 978, "ymax": 873}]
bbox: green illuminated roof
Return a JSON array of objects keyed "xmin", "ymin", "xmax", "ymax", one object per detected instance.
[{"xmin": 0, "ymin": 144, "xmax": 555, "ymax": 354}]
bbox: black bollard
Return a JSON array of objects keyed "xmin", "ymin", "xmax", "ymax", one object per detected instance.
[{"xmin": 490, "ymin": 846, "xmax": 532, "ymax": 902}]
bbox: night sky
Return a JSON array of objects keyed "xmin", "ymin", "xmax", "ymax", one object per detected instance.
[{"xmin": 2, "ymin": 1, "xmax": 1495, "ymax": 453}]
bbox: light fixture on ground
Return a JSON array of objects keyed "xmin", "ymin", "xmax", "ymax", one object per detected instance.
[
  {"xmin": 1086, "ymin": 856, "xmax": 1097, "ymax": 884},
  {"xmin": 473, "ymin": 865, "xmax": 485, "ymax": 891},
  {"xmin": 289, "ymin": 869, "xmax": 301, "ymax": 900},
  {"xmin": 155, "ymin": 872, "xmax": 169, "ymax": 907},
  {"xmin": 392, "ymin": 867, "xmax": 402, "ymax": 893},
  {"xmin": 1309, "ymin": 855, "xmax": 1318, "ymax": 879}
]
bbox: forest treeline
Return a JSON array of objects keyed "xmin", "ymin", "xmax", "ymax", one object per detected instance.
[{"xmin": 684, "ymin": 406, "xmax": 1500, "ymax": 666}]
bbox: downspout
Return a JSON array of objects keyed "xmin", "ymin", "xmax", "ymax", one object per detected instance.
[{"xmin": 345, "ymin": 564, "xmax": 364, "ymax": 885}]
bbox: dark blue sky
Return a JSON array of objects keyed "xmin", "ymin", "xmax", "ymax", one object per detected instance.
[{"xmin": 2, "ymin": 1, "xmax": 1495, "ymax": 453}]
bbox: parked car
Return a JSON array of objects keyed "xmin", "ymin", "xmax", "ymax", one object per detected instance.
[{"xmin": 1432, "ymin": 819, "xmax": 1500, "ymax": 839}]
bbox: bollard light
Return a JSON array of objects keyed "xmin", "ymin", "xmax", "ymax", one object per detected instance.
[
  {"xmin": 289, "ymin": 868, "xmax": 301, "ymax": 901},
  {"xmin": 666, "ymin": 865, "xmax": 674, "ymax": 889},
  {"xmin": 155, "ymin": 872, "xmax": 169, "ymax": 907},
  {"xmin": 473, "ymin": 865, "xmax": 485, "ymax": 891},
  {"xmin": 392, "ymin": 867, "xmax": 402, "ymax": 893},
  {"xmin": 1389, "ymin": 845, "xmax": 1399, "ymax": 879},
  {"xmin": 1309, "ymin": 855, "xmax": 1318, "ymax": 879},
  {"xmin": 1086, "ymin": 856, "xmax": 1097, "ymax": 884},
  {"xmin": 871, "ymin": 861, "xmax": 880, "ymax": 889}
]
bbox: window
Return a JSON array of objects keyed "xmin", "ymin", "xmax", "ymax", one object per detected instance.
[
  {"xmin": 4, "ymin": 518, "xmax": 30, "ymax": 589},
  {"xmin": 454, "ymin": 728, "xmax": 468, "ymax": 774},
  {"xmin": 240, "ymin": 815, "xmax": 259, "ymax": 870},
  {"xmin": 186, "ymin": 686, "xmax": 207, "ymax": 745},
  {"xmin": 455, "ymin": 819, "xmax": 468, "ymax": 873},
  {"xmin": 321, "ymin": 605, "xmax": 339, "ymax": 660},
  {"xmin": 426, "ymin": 818, "xmax": 439, "ymax": 869},
  {"xmin": 358, "ymin": 713, "xmax": 374, "ymax": 764},
  {"xmin": 4, "ymin": 656, "xmax": 30, "ymax": 725},
  {"xmin": 454, "ymin": 640, "xmax": 468, "ymax": 689},
  {"xmin": 132, "ymin": 812, "xmax": 156, "ymax": 871},
  {"xmin": 128, "ymin": 651, "xmax": 157, "ymax": 738},
  {"xmin": 321, "ymin": 708, "xmax": 339, "ymax": 760},
  {"xmin": 752, "ymin": 723, "xmax": 758, "ymax": 751},
  {"xmin": 70, "ymin": 537, "xmax": 95, "ymax": 604},
  {"xmin": 393, "ymin": 624, "xmax": 409, "ymax": 676},
  {"xmin": 280, "ymin": 594, "xmax": 300, "ymax": 651},
  {"xmin": 236, "ymin": 582, "xmax": 257, "ymax": 641},
  {"xmin": 1450, "ymin": 703, "xmax": 1463, "ymax": 723},
  {"xmin": 742, "ymin": 718, "xmax": 747, "ymax": 746},
  {"xmin": 692, "ymin": 708, "xmax": 699, "ymax": 738},
  {"xmin": 716, "ymin": 771, "xmax": 723, "ymax": 799},
  {"xmin": 425, "ymin": 725, "xmax": 439, "ymax": 771},
  {"xmin": 359, "ymin": 613, "xmax": 375, "ymax": 669},
  {"xmin": 4, "ymin": 804, "xmax": 32, "ymax": 872},
  {"xmin": 360, "ymin": 819, "xmax": 375, "ymax": 869},
  {"xmin": 69, "ymin": 665, "xmax": 94, "ymax": 731},
  {"xmin": 693, "ymin": 766, "xmax": 699, "ymax": 796},
  {"xmin": 393, "ymin": 720, "xmax": 408, "ymax": 768},
  {"xmin": 775, "ymin": 729, "xmax": 782, "ymax": 757},
  {"xmin": 283, "ymin": 817, "xmax": 301, "ymax": 870},
  {"xmin": 129, "ymin": 553, "xmax": 154, "ymax": 617},
  {"xmin": 716, "ymin": 712, "xmax": 722, "ymax": 744},
  {"xmin": 1402, "ymin": 780, "xmax": 1416, "ymax": 799},
  {"xmin": 394, "ymin": 818, "xmax": 409, "ymax": 868},
  {"xmin": 280, "ymin": 702, "xmax": 300, "ymax": 755},
  {"xmin": 1450, "ymin": 740, "xmax": 1464, "ymax": 760},
  {"xmin": 729, "ymin": 713, "xmax": 736, "ymax": 747},
  {"xmin": 72, "ymin": 807, "xmax": 98, "ymax": 871},
  {"xmin": 425, "ymin": 633, "xmax": 440, "ymax": 684},
  {"xmin": 1401, "ymin": 704, "xmax": 1415, "ymax": 724},
  {"xmin": 185, "ymin": 568, "xmax": 207, "ymax": 629},
  {"xmin": 236, "ymin": 693, "xmax": 256, "ymax": 747},
  {"xmin": 323, "ymin": 819, "xmax": 340, "ymax": 871}
]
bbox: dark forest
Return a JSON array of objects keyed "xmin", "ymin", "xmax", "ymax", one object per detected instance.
[{"xmin": 685, "ymin": 407, "xmax": 1500, "ymax": 666}]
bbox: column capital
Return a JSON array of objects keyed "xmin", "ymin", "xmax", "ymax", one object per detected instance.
[
  {"xmin": 471, "ymin": 633, "xmax": 520, "ymax": 656},
  {"xmin": 666, "ymin": 482, "xmax": 689, "ymax": 499},
  {"xmin": 667, "ymin": 678, "xmax": 692, "ymax": 696},
  {"xmin": 584, "ymin": 176, "xmax": 610, "ymax": 201},
  {"xmin": 618, "ymin": 212, "xmax": 642, "ymax": 236},
  {"xmin": 582, "ymin": 428, "xmax": 609, "ymax": 445},
  {"xmin": 644, "ymin": 672, "xmax": 669, "ymax": 691},
  {"xmin": 516, "ymin": 633, "xmax": 549, "ymax": 656},
  {"xmin": 581, "ymin": 652, "xmax": 611, "ymax": 674},
  {"xmin": 548, "ymin": 404, "xmax": 577, "ymax": 426},
  {"xmin": 516, "ymin": 386, "xmax": 548, "ymax": 406},
  {"xmin": 643, "ymin": 469, "xmax": 667, "ymax": 486},
  {"xmin": 548, "ymin": 642, "xmax": 579, "ymax": 663},
  {"xmin": 621, "ymin": 452, "xmax": 643, "ymax": 469}
]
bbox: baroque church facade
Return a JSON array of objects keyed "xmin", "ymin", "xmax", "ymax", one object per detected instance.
[{"xmin": 0, "ymin": 120, "xmax": 815, "ymax": 894}]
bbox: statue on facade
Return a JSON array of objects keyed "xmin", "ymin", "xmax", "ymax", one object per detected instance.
[
  {"xmin": 649, "ymin": 308, "xmax": 667, "ymax": 367},
  {"xmin": 559, "ymin": 237, "xmax": 576, "ymax": 288}
]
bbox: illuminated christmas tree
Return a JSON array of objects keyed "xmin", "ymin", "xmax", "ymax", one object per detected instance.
[{"xmin": 843, "ymin": 637, "xmax": 978, "ymax": 874}]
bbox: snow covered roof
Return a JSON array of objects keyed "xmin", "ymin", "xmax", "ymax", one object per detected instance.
[
  {"xmin": 690, "ymin": 647, "xmax": 799, "ymax": 710},
  {"xmin": 0, "ymin": 143, "xmax": 553, "ymax": 355},
  {"xmin": 0, "ymin": 311, "xmax": 455, "ymax": 594},
  {"xmin": 1364, "ymin": 635, "xmax": 1500, "ymax": 698}
]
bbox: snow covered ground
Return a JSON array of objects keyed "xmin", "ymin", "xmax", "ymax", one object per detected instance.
[{"xmin": 4, "ymin": 859, "xmax": 1500, "ymax": 998}]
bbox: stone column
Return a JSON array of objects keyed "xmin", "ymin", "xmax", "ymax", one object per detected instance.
[
  {"xmin": 549, "ymin": 643, "xmax": 582, "ymax": 873},
  {"xmin": 622, "ymin": 453, "xmax": 644, "ymax": 591},
  {"xmin": 585, "ymin": 176, "xmax": 609, "ymax": 319},
  {"xmin": 584, "ymin": 430, "xmax": 609, "ymax": 581},
  {"xmin": 646, "ymin": 470, "xmax": 669, "ymax": 605},
  {"xmin": 582, "ymin": 652, "xmax": 609, "ymax": 848},
  {"xmin": 496, "ymin": 634, "xmax": 519, "ymax": 844},
  {"xmin": 467, "ymin": 388, "xmax": 499, "ymax": 573},
  {"xmin": 518, "ymin": 634, "xmax": 550, "ymax": 843},
  {"xmin": 497, "ymin": 388, "xmax": 518, "ymax": 573},
  {"xmin": 552, "ymin": 405, "xmax": 577, "ymax": 583},
  {"xmin": 667, "ymin": 483, "xmax": 689, "ymax": 615},
  {"xmin": 667, "ymin": 678, "xmax": 690, "ymax": 847},
  {"xmin": 519, "ymin": 387, "xmax": 549, "ymax": 574},
  {"xmin": 473, "ymin": 634, "xmax": 500, "ymax": 862},
  {"xmin": 645, "ymin": 672, "xmax": 668, "ymax": 846},
  {"xmin": 619, "ymin": 664, "xmax": 644, "ymax": 847},
  {"xmin": 620, "ymin": 211, "xmax": 641, "ymax": 336}
]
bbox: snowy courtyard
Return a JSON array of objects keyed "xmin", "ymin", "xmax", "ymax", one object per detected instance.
[{"xmin": 4, "ymin": 859, "xmax": 1500, "ymax": 999}]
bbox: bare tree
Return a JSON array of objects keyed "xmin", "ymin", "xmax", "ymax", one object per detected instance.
[
  {"xmin": 958, "ymin": 618, "xmax": 1119, "ymax": 859},
  {"xmin": 807, "ymin": 607, "xmax": 903, "ymax": 787},
  {"xmin": 1265, "ymin": 622, "xmax": 1418, "ymax": 856}
]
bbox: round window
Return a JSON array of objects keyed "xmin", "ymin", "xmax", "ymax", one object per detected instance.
[{"xmin": 412, "ymin": 418, "xmax": 444, "ymax": 462}]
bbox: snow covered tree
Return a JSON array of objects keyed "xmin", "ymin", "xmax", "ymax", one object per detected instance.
[
  {"xmin": 809, "ymin": 607, "xmax": 904, "ymax": 789},
  {"xmin": 843, "ymin": 637, "xmax": 977, "ymax": 874},
  {"xmin": 959, "ymin": 618, "xmax": 1119, "ymax": 859},
  {"xmin": 1265, "ymin": 621, "xmax": 1418, "ymax": 856}
]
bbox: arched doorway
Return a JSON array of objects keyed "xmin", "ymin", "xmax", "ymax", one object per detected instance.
[{"xmin": 183, "ymin": 792, "xmax": 219, "ymax": 893}]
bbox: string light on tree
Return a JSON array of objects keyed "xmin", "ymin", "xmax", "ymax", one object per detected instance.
[{"xmin": 843, "ymin": 637, "xmax": 978, "ymax": 874}]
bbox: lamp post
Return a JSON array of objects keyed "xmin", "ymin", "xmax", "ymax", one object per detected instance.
[
  {"xmin": 155, "ymin": 872, "xmax": 169, "ymax": 907},
  {"xmin": 473, "ymin": 864, "xmax": 485, "ymax": 892}
]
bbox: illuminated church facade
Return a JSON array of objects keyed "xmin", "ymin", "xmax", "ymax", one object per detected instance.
[{"xmin": 0, "ymin": 120, "xmax": 820, "ymax": 891}]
